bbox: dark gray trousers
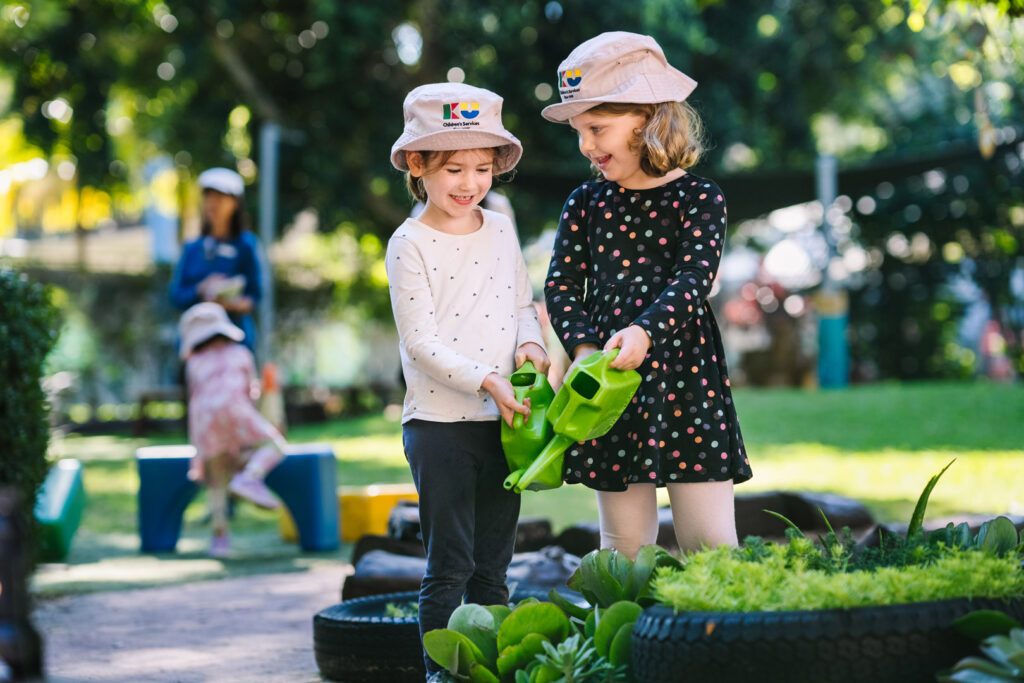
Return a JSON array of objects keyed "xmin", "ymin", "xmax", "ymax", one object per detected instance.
[{"xmin": 402, "ymin": 419, "xmax": 521, "ymax": 673}]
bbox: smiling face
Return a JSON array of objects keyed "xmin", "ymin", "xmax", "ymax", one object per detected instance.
[
  {"xmin": 569, "ymin": 109, "xmax": 651, "ymax": 188},
  {"xmin": 408, "ymin": 148, "xmax": 495, "ymax": 233}
]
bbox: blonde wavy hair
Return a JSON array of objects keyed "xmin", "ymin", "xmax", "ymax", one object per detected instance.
[{"xmin": 586, "ymin": 101, "xmax": 706, "ymax": 178}]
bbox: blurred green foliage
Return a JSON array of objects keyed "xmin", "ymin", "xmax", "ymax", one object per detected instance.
[
  {"xmin": 1, "ymin": 0, "xmax": 1020, "ymax": 234},
  {"xmin": 0, "ymin": 0, "xmax": 1021, "ymax": 381},
  {"xmin": 0, "ymin": 268, "xmax": 61, "ymax": 519}
]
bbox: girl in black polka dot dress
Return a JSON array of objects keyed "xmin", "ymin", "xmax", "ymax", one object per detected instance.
[{"xmin": 541, "ymin": 32, "xmax": 752, "ymax": 559}]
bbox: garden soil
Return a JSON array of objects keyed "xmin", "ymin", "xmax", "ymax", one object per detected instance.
[{"xmin": 32, "ymin": 564, "xmax": 346, "ymax": 682}]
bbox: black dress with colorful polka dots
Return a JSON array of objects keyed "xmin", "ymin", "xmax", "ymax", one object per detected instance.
[{"xmin": 544, "ymin": 173, "xmax": 752, "ymax": 491}]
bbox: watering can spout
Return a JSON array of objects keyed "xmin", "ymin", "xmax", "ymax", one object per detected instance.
[{"xmin": 504, "ymin": 434, "xmax": 575, "ymax": 493}]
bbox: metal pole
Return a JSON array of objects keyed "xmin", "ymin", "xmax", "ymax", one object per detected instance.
[
  {"xmin": 816, "ymin": 154, "xmax": 837, "ymax": 250},
  {"xmin": 815, "ymin": 154, "xmax": 849, "ymax": 388},
  {"xmin": 258, "ymin": 121, "xmax": 280, "ymax": 364}
]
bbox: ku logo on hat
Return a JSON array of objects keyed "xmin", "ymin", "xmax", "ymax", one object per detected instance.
[
  {"xmin": 560, "ymin": 69, "xmax": 582, "ymax": 88},
  {"xmin": 442, "ymin": 102, "xmax": 480, "ymax": 120}
]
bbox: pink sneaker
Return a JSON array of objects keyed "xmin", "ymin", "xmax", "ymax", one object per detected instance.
[
  {"xmin": 228, "ymin": 473, "xmax": 280, "ymax": 510},
  {"xmin": 209, "ymin": 534, "xmax": 231, "ymax": 558}
]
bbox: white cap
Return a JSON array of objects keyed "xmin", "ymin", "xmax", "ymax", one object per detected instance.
[{"xmin": 198, "ymin": 167, "xmax": 245, "ymax": 197}]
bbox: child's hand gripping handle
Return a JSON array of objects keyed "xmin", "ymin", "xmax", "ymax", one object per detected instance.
[
  {"xmin": 504, "ymin": 347, "xmax": 640, "ymax": 493},
  {"xmin": 509, "ymin": 360, "xmax": 537, "ymax": 431}
]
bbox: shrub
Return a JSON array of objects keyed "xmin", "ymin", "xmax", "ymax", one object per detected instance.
[{"xmin": 0, "ymin": 268, "xmax": 61, "ymax": 519}]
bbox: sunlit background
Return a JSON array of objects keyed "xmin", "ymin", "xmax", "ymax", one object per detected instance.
[{"xmin": 0, "ymin": 0, "xmax": 1021, "ymax": 427}]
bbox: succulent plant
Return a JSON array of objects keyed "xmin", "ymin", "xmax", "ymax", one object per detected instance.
[{"xmin": 937, "ymin": 627, "xmax": 1024, "ymax": 682}]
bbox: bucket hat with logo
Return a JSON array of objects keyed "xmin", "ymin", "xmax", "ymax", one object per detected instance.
[
  {"xmin": 391, "ymin": 82, "xmax": 523, "ymax": 173},
  {"xmin": 541, "ymin": 32, "xmax": 698, "ymax": 123}
]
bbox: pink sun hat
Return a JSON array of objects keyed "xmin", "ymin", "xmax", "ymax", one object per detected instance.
[
  {"xmin": 541, "ymin": 32, "xmax": 698, "ymax": 123},
  {"xmin": 178, "ymin": 302, "xmax": 245, "ymax": 359},
  {"xmin": 390, "ymin": 82, "xmax": 523, "ymax": 174}
]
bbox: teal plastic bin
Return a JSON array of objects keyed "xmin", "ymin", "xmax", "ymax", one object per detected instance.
[{"xmin": 34, "ymin": 458, "xmax": 86, "ymax": 562}]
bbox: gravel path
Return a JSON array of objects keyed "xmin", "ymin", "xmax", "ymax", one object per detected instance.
[{"xmin": 32, "ymin": 565, "xmax": 346, "ymax": 682}]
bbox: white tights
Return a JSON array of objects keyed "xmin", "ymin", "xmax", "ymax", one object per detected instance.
[
  {"xmin": 595, "ymin": 481, "xmax": 738, "ymax": 560},
  {"xmin": 207, "ymin": 440, "xmax": 285, "ymax": 537}
]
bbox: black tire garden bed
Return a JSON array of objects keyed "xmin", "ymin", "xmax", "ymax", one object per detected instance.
[
  {"xmin": 314, "ymin": 588, "xmax": 568, "ymax": 682},
  {"xmin": 632, "ymin": 596, "xmax": 1024, "ymax": 683},
  {"xmin": 313, "ymin": 590, "xmax": 424, "ymax": 683}
]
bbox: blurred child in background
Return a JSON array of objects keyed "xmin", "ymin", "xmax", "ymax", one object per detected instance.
[{"xmin": 179, "ymin": 302, "xmax": 286, "ymax": 557}]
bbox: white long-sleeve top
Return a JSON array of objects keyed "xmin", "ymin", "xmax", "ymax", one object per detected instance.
[{"xmin": 385, "ymin": 208, "xmax": 546, "ymax": 423}]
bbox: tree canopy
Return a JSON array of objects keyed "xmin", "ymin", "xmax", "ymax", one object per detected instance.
[{"xmin": 2, "ymin": 0, "xmax": 1020, "ymax": 237}]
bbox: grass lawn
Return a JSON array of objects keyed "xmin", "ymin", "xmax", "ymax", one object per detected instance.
[{"xmin": 35, "ymin": 380, "xmax": 1023, "ymax": 596}]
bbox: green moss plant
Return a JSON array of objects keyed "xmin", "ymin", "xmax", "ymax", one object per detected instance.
[
  {"xmin": 654, "ymin": 462, "xmax": 1024, "ymax": 613},
  {"xmin": 654, "ymin": 544, "xmax": 1024, "ymax": 612}
]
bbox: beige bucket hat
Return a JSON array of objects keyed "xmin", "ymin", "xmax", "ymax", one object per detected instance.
[
  {"xmin": 541, "ymin": 32, "xmax": 698, "ymax": 123},
  {"xmin": 390, "ymin": 82, "xmax": 523, "ymax": 174},
  {"xmin": 179, "ymin": 302, "xmax": 245, "ymax": 359}
]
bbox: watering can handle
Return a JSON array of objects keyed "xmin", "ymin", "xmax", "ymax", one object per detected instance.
[{"xmin": 511, "ymin": 360, "xmax": 536, "ymax": 431}]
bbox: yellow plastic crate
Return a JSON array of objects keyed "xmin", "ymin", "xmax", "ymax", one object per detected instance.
[{"xmin": 278, "ymin": 483, "xmax": 419, "ymax": 544}]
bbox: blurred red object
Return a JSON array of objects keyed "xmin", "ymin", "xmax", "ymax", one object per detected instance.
[
  {"xmin": 723, "ymin": 297, "xmax": 763, "ymax": 326},
  {"xmin": 260, "ymin": 362, "xmax": 287, "ymax": 436}
]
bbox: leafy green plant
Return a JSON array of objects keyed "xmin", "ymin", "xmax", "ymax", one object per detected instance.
[
  {"xmin": 764, "ymin": 460, "xmax": 1024, "ymax": 573},
  {"xmin": 424, "ymin": 598, "xmax": 572, "ymax": 683},
  {"xmin": 874, "ymin": 462, "xmax": 1022, "ymax": 564},
  {"xmin": 0, "ymin": 269, "xmax": 61, "ymax": 520},
  {"xmin": 953, "ymin": 611, "xmax": 1024, "ymax": 642},
  {"xmin": 908, "ymin": 458, "xmax": 955, "ymax": 537},
  {"xmin": 938, "ymin": 612, "xmax": 1024, "ymax": 682},
  {"xmin": 554, "ymin": 545, "xmax": 683, "ymax": 611},
  {"xmin": 424, "ymin": 574, "xmax": 655, "ymax": 683},
  {"xmin": 535, "ymin": 546, "xmax": 679, "ymax": 682},
  {"xmin": 591, "ymin": 601, "xmax": 641, "ymax": 671}
]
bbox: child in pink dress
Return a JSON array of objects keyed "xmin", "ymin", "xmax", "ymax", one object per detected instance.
[{"xmin": 179, "ymin": 302, "xmax": 286, "ymax": 556}]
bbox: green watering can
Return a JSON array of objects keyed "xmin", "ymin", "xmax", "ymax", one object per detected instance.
[
  {"xmin": 500, "ymin": 361, "xmax": 561, "ymax": 491},
  {"xmin": 503, "ymin": 348, "xmax": 642, "ymax": 494}
]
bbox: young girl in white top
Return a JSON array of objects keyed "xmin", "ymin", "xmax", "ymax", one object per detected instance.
[
  {"xmin": 385, "ymin": 82, "xmax": 550, "ymax": 677},
  {"xmin": 542, "ymin": 32, "xmax": 752, "ymax": 560}
]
